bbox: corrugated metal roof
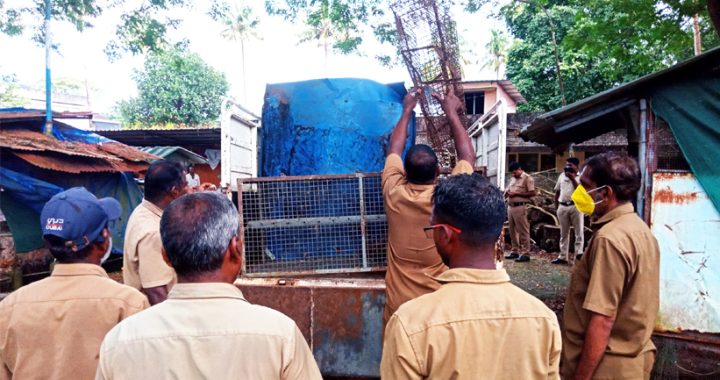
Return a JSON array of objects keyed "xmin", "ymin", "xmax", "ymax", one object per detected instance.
[
  {"xmin": 140, "ymin": 146, "xmax": 208, "ymax": 164},
  {"xmin": 0, "ymin": 129, "xmax": 121, "ymax": 161},
  {"xmin": 95, "ymin": 128, "xmax": 222, "ymax": 147},
  {"xmin": 520, "ymin": 47, "xmax": 720, "ymax": 150},
  {"xmin": 0, "ymin": 127, "xmax": 158, "ymax": 174}
]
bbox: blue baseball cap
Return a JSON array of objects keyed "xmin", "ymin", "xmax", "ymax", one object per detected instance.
[{"xmin": 40, "ymin": 187, "xmax": 122, "ymax": 251}]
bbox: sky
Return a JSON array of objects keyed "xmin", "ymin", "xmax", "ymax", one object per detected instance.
[{"xmin": 0, "ymin": 1, "xmax": 506, "ymax": 116}]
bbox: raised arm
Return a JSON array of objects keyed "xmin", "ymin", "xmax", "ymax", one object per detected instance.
[
  {"xmin": 433, "ymin": 87, "xmax": 475, "ymax": 164},
  {"xmin": 387, "ymin": 88, "xmax": 421, "ymax": 157}
]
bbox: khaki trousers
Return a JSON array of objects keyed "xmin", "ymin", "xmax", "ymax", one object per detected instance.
[
  {"xmin": 557, "ymin": 204, "xmax": 584, "ymax": 260},
  {"xmin": 507, "ymin": 205, "xmax": 530, "ymax": 254}
]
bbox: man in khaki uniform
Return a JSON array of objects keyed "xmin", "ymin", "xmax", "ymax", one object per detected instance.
[
  {"xmin": 553, "ymin": 157, "xmax": 583, "ymax": 264},
  {"xmin": 504, "ymin": 161, "xmax": 536, "ymax": 262},
  {"xmin": 97, "ymin": 192, "xmax": 322, "ymax": 380},
  {"xmin": 0, "ymin": 188, "xmax": 148, "ymax": 379},
  {"xmin": 382, "ymin": 87, "xmax": 476, "ymax": 324},
  {"xmin": 562, "ymin": 152, "xmax": 659, "ymax": 380},
  {"xmin": 124, "ymin": 160, "xmax": 187, "ymax": 304},
  {"xmin": 381, "ymin": 174, "xmax": 561, "ymax": 379}
]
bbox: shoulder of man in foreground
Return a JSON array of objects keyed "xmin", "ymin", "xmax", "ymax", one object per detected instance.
[
  {"xmin": 101, "ymin": 293, "xmax": 299, "ymax": 343},
  {"xmin": 392, "ymin": 278, "xmax": 558, "ymax": 331}
]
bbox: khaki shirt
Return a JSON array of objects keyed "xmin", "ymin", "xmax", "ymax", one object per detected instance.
[
  {"xmin": 382, "ymin": 154, "xmax": 473, "ymax": 317},
  {"xmin": 123, "ymin": 199, "xmax": 176, "ymax": 290},
  {"xmin": 96, "ymin": 282, "xmax": 322, "ymax": 380},
  {"xmin": 554, "ymin": 172, "xmax": 577, "ymax": 203},
  {"xmin": 381, "ymin": 268, "xmax": 561, "ymax": 379},
  {"xmin": 562, "ymin": 203, "xmax": 660, "ymax": 379},
  {"xmin": 507, "ymin": 171, "xmax": 536, "ymax": 203},
  {"xmin": 0, "ymin": 264, "xmax": 148, "ymax": 380}
]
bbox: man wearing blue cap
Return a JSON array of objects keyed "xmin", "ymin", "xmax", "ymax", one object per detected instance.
[{"xmin": 0, "ymin": 187, "xmax": 149, "ymax": 380}]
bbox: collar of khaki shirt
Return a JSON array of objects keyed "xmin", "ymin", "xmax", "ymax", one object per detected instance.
[
  {"xmin": 168, "ymin": 282, "xmax": 248, "ymax": 301},
  {"xmin": 428, "ymin": 267, "xmax": 511, "ymax": 285},
  {"xmin": 591, "ymin": 202, "xmax": 635, "ymax": 229},
  {"xmin": 141, "ymin": 199, "xmax": 163, "ymax": 218},
  {"xmin": 51, "ymin": 263, "xmax": 110, "ymax": 278}
]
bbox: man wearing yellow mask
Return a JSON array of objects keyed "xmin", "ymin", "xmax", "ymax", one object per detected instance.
[{"xmin": 562, "ymin": 152, "xmax": 659, "ymax": 380}]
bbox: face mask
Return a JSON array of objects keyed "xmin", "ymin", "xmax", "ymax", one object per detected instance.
[
  {"xmin": 571, "ymin": 185, "xmax": 607, "ymax": 215},
  {"xmin": 101, "ymin": 236, "xmax": 113, "ymax": 264}
]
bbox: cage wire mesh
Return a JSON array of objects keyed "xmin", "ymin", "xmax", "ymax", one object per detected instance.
[
  {"xmin": 238, "ymin": 173, "xmax": 387, "ymax": 276},
  {"xmin": 392, "ymin": 0, "xmax": 468, "ymax": 166}
]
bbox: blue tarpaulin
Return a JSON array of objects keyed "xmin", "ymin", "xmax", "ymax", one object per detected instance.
[
  {"xmin": 258, "ymin": 79, "xmax": 412, "ymax": 261},
  {"xmin": 261, "ymin": 78, "xmax": 415, "ymax": 176}
]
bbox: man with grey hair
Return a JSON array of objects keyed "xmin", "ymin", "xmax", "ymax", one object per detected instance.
[{"xmin": 96, "ymin": 192, "xmax": 322, "ymax": 379}]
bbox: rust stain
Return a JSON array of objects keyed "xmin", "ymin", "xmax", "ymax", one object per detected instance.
[
  {"xmin": 2, "ymin": 129, "xmax": 152, "ymax": 173},
  {"xmin": 653, "ymin": 187, "xmax": 699, "ymax": 204}
]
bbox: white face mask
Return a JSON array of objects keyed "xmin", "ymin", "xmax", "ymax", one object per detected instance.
[{"xmin": 101, "ymin": 236, "xmax": 113, "ymax": 264}]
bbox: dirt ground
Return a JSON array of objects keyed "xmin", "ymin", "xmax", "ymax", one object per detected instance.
[{"xmin": 503, "ymin": 249, "xmax": 573, "ymax": 317}]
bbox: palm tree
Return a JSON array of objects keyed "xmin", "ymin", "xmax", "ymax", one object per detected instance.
[
  {"xmin": 221, "ymin": 4, "xmax": 261, "ymax": 103},
  {"xmin": 298, "ymin": 2, "xmax": 338, "ymax": 72},
  {"xmin": 482, "ymin": 29, "xmax": 509, "ymax": 80}
]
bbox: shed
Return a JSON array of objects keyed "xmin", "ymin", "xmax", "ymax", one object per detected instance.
[
  {"xmin": 96, "ymin": 128, "xmax": 224, "ymax": 187},
  {"xmin": 520, "ymin": 47, "xmax": 720, "ymax": 377},
  {"xmin": 0, "ymin": 108, "xmax": 158, "ymax": 282}
]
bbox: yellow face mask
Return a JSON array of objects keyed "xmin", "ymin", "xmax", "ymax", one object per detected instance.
[{"xmin": 571, "ymin": 184, "xmax": 607, "ymax": 215}]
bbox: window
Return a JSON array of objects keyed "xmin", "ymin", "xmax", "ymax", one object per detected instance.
[{"xmin": 464, "ymin": 92, "xmax": 485, "ymax": 115}]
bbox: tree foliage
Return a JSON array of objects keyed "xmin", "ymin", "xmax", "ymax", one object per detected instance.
[
  {"xmin": 265, "ymin": 0, "xmax": 392, "ymax": 59},
  {"xmin": 0, "ymin": 73, "xmax": 25, "ymax": 107},
  {"xmin": 0, "ymin": 0, "xmax": 190, "ymax": 59},
  {"xmin": 467, "ymin": 0, "xmax": 720, "ymax": 112},
  {"xmin": 118, "ymin": 48, "xmax": 229, "ymax": 128}
]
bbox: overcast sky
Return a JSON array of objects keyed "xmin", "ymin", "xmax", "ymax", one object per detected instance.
[{"xmin": 0, "ymin": 1, "xmax": 506, "ymax": 115}]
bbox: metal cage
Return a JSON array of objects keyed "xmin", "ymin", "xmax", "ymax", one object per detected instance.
[
  {"xmin": 237, "ymin": 173, "xmax": 387, "ymax": 277},
  {"xmin": 392, "ymin": 0, "xmax": 467, "ymax": 165}
]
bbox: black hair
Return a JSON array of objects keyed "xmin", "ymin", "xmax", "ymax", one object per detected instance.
[
  {"xmin": 509, "ymin": 161, "xmax": 521, "ymax": 171},
  {"xmin": 404, "ymin": 144, "xmax": 439, "ymax": 184},
  {"xmin": 566, "ymin": 157, "xmax": 580, "ymax": 166},
  {"xmin": 44, "ymin": 235, "xmax": 96, "ymax": 262},
  {"xmin": 144, "ymin": 160, "xmax": 185, "ymax": 203},
  {"xmin": 584, "ymin": 152, "xmax": 641, "ymax": 202},
  {"xmin": 432, "ymin": 173, "xmax": 506, "ymax": 246},
  {"xmin": 160, "ymin": 192, "xmax": 240, "ymax": 277}
]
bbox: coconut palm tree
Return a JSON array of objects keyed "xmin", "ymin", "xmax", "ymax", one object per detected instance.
[
  {"xmin": 221, "ymin": 4, "xmax": 261, "ymax": 103},
  {"xmin": 482, "ymin": 29, "xmax": 509, "ymax": 80},
  {"xmin": 298, "ymin": 2, "xmax": 338, "ymax": 72}
]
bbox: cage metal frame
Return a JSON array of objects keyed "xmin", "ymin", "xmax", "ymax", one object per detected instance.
[
  {"xmin": 237, "ymin": 172, "xmax": 388, "ymax": 277},
  {"xmin": 392, "ymin": 0, "xmax": 468, "ymax": 165}
]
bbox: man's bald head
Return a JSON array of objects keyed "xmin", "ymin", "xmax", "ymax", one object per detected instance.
[{"xmin": 404, "ymin": 144, "xmax": 439, "ymax": 184}]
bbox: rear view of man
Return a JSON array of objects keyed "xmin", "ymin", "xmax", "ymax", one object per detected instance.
[
  {"xmin": 0, "ymin": 188, "xmax": 148, "ymax": 379},
  {"xmin": 553, "ymin": 157, "xmax": 583, "ymax": 264},
  {"xmin": 563, "ymin": 152, "xmax": 659, "ymax": 379},
  {"xmin": 382, "ymin": 87, "xmax": 476, "ymax": 324},
  {"xmin": 381, "ymin": 174, "xmax": 561, "ymax": 379},
  {"xmin": 124, "ymin": 160, "xmax": 187, "ymax": 304},
  {"xmin": 504, "ymin": 162, "xmax": 536, "ymax": 262},
  {"xmin": 97, "ymin": 192, "xmax": 321, "ymax": 379}
]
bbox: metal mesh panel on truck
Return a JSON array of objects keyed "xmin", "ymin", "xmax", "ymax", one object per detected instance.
[{"xmin": 238, "ymin": 173, "xmax": 387, "ymax": 277}]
